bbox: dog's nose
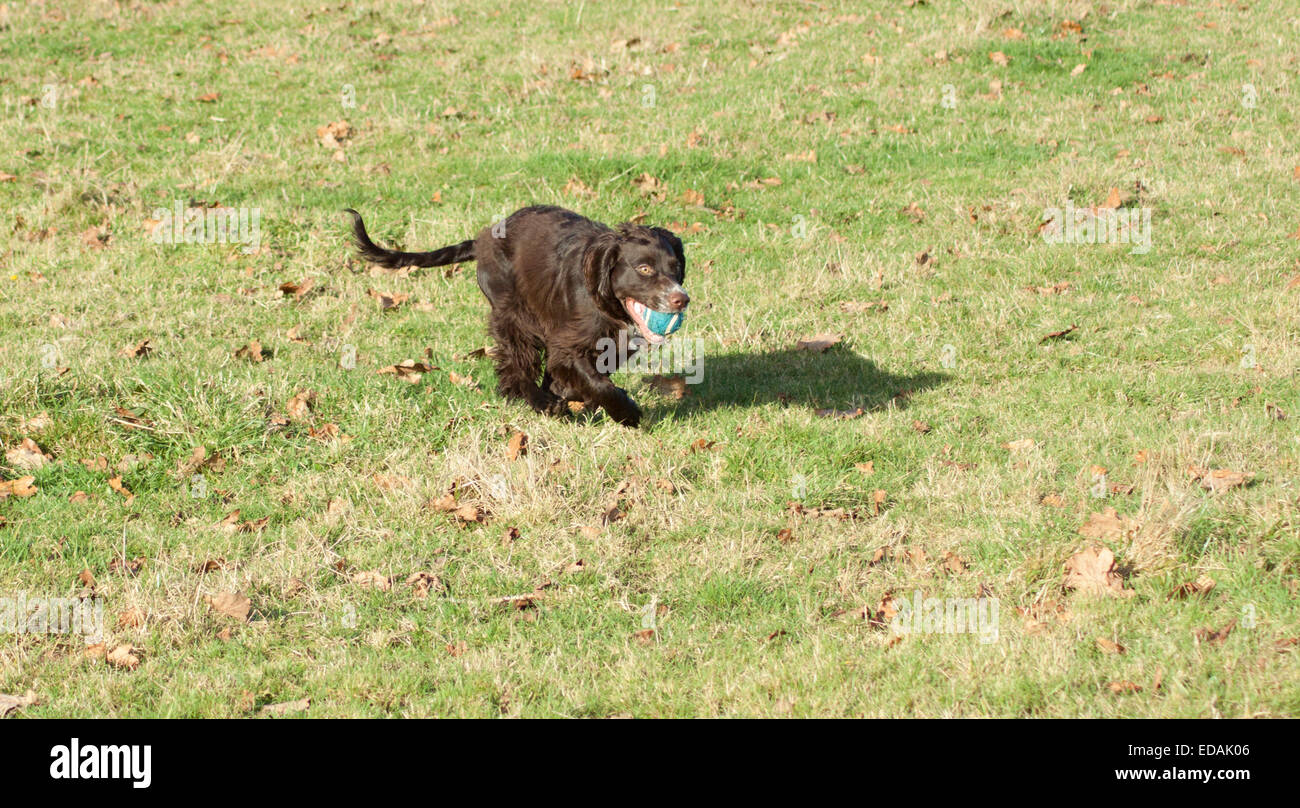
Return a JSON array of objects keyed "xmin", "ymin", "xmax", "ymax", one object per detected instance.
[{"xmin": 667, "ymin": 290, "xmax": 689, "ymax": 311}]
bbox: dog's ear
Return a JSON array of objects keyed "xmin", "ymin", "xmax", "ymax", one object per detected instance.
[
  {"xmin": 652, "ymin": 227, "xmax": 686, "ymax": 280},
  {"xmin": 582, "ymin": 230, "xmax": 621, "ymax": 302}
]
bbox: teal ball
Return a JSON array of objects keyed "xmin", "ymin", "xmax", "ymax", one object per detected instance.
[{"xmin": 645, "ymin": 308, "xmax": 685, "ymax": 337}]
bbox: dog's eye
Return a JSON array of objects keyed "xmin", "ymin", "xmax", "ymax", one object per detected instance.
[{"xmin": 635, "ymin": 264, "xmax": 655, "ymax": 276}]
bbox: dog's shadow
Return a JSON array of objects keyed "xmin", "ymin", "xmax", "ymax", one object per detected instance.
[{"xmin": 638, "ymin": 346, "xmax": 949, "ymax": 420}]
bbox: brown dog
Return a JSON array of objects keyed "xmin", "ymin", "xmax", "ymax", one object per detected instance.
[{"xmin": 346, "ymin": 206, "xmax": 688, "ymax": 427}]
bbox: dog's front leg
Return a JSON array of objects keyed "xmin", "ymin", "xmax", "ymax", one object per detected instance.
[{"xmin": 549, "ymin": 360, "xmax": 641, "ymax": 428}]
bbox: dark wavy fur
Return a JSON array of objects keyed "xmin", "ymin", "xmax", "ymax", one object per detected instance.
[{"xmin": 345, "ymin": 206, "xmax": 687, "ymax": 427}]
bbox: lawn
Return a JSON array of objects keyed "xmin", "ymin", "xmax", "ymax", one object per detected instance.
[{"xmin": 1, "ymin": 0, "xmax": 1297, "ymax": 717}]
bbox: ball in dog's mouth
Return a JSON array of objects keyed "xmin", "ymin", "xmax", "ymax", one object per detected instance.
[{"xmin": 624, "ymin": 298, "xmax": 685, "ymax": 344}]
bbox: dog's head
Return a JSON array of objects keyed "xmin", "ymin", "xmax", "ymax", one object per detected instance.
[{"xmin": 583, "ymin": 224, "xmax": 689, "ymax": 344}]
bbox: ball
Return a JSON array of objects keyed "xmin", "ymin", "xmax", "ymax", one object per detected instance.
[{"xmin": 645, "ymin": 307, "xmax": 685, "ymax": 338}]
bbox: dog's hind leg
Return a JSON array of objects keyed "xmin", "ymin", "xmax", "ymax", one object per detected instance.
[{"xmin": 488, "ymin": 311, "xmax": 566, "ymax": 416}]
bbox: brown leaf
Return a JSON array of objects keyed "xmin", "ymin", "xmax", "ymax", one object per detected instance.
[
  {"xmin": 0, "ymin": 476, "xmax": 38, "ymax": 499},
  {"xmin": 1095, "ymin": 637, "xmax": 1126, "ymax": 655},
  {"xmin": 840, "ymin": 300, "xmax": 888, "ymax": 313},
  {"xmin": 1063, "ymin": 547, "xmax": 1133, "ymax": 598},
  {"xmin": 776, "ymin": 527, "xmax": 795, "ymax": 544},
  {"xmin": 106, "ymin": 644, "xmax": 140, "ymax": 670},
  {"xmin": 899, "ymin": 202, "xmax": 926, "ymax": 223},
  {"xmin": 107, "ymin": 475, "xmax": 134, "ymax": 503},
  {"xmin": 352, "ymin": 570, "xmax": 393, "ymax": 591},
  {"xmin": 646, "ymin": 375, "xmax": 688, "ymax": 399},
  {"xmin": 1106, "ymin": 680, "xmax": 1142, "ymax": 694},
  {"xmin": 1078, "ymin": 507, "xmax": 1139, "ymax": 541},
  {"xmin": 939, "ymin": 550, "xmax": 967, "ymax": 574},
  {"xmin": 1169, "ymin": 574, "xmax": 1216, "ymax": 600},
  {"xmin": 6, "ymin": 438, "xmax": 50, "ymax": 471},
  {"xmin": 367, "ymin": 288, "xmax": 410, "ymax": 310},
  {"xmin": 377, "ymin": 359, "xmax": 436, "ymax": 384},
  {"xmin": 279, "ymin": 278, "xmax": 314, "ymax": 300},
  {"xmin": 1194, "ymin": 619, "xmax": 1237, "ymax": 646},
  {"xmin": 234, "ymin": 340, "xmax": 267, "ymax": 362},
  {"xmin": 405, "ymin": 571, "xmax": 443, "ymax": 599},
  {"xmin": 287, "ymin": 390, "xmax": 316, "ymax": 422},
  {"xmin": 206, "ymin": 591, "xmax": 252, "ymax": 622},
  {"xmin": 317, "ymin": 119, "xmax": 352, "ymax": 148},
  {"xmin": 814, "ymin": 407, "xmax": 865, "ymax": 420},
  {"xmin": 109, "ymin": 556, "xmax": 145, "ymax": 575},
  {"xmin": 258, "ymin": 697, "xmax": 311, "ymax": 717},
  {"xmin": 118, "ymin": 339, "xmax": 154, "ymax": 358},
  {"xmin": 117, "ymin": 608, "xmax": 146, "ymax": 629},
  {"xmin": 448, "ymin": 370, "xmax": 478, "ymax": 388},
  {"xmin": 1002, "ymin": 438, "xmax": 1036, "ymax": 452},
  {"xmin": 989, "ymin": 51, "xmax": 1010, "ymax": 66},
  {"xmin": 632, "ymin": 628, "xmax": 656, "ymax": 645},
  {"xmin": 1197, "ymin": 468, "xmax": 1251, "ymax": 493},
  {"xmin": 795, "ymin": 333, "xmax": 841, "ymax": 352},
  {"xmin": 0, "ymin": 690, "xmax": 39, "ymax": 718},
  {"xmin": 81, "ymin": 225, "xmax": 111, "ymax": 249},
  {"xmin": 1039, "ymin": 324, "xmax": 1078, "ymax": 343},
  {"xmin": 506, "ymin": 431, "xmax": 528, "ymax": 461}
]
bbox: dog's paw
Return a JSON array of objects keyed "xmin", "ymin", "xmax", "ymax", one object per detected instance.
[{"xmin": 604, "ymin": 395, "xmax": 642, "ymax": 428}]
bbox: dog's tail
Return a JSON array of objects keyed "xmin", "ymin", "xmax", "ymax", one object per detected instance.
[{"xmin": 344, "ymin": 209, "xmax": 475, "ymax": 268}]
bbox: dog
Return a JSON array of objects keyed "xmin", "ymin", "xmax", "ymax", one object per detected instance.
[{"xmin": 346, "ymin": 206, "xmax": 689, "ymax": 427}]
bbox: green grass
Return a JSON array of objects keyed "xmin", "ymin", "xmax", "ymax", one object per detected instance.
[{"xmin": 1, "ymin": 0, "xmax": 1297, "ymax": 717}]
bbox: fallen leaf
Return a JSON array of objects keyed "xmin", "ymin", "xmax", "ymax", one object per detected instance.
[
  {"xmin": 279, "ymin": 278, "xmax": 314, "ymax": 300},
  {"xmin": 367, "ymin": 288, "xmax": 410, "ymax": 310},
  {"xmin": 506, "ymin": 431, "xmax": 528, "ymax": 460},
  {"xmin": 989, "ymin": 51, "xmax": 1010, "ymax": 66},
  {"xmin": 0, "ymin": 476, "xmax": 38, "ymax": 499},
  {"xmin": 1078, "ymin": 507, "xmax": 1139, "ymax": 541},
  {"xmin": 1002, "ymin": 438, "xmax": 1036, "ymax": 452},
  {"xmin": 287, "ymin": 390, "xmax": 316, "ymax": 422},
  {"xmin": 107, "ymin": 476, "xmax": 133, "ymax": 503},
  {"xmin": 352, "ymin": 570, "xmax": 392, "ymax": 591},
  {"xmin": 1169, "ymin": 574, "xmax": 1216, "ymax": 600},
  {"xmin": 117, "ymin": 608, "xmax": 146, "ymax": 629},
  {"xmin": 405, "ymin": 571, "xmax": 443, "ymax": 599},
  {"xmin": 1063, "ymin": 547, "xmax": 1133, "ymax": 598},
  {"xmin": 646, "ymin": 374, "xmax": 688, "ymax": 399},
  {"xmin": 1040, "ymin": 324, "xmax": 1078, "ymax": 343},
  {"xmin": 1106, "ymin": 680, "xmax": 1142, "ymax": 694},
  {"xmin": 234, "ymin": 340, "xmax": 268, "ymax": 362},
  {"xmin": 1194, "ymin": 619, "xmax": 1236, "ymax": 645},
  {"xmin": 1096, "ymin": 637, "xmax": 1126, "ymax": 655},
  {"xmin": 106, "ymin": 644, "xmax": 140, "ymax": 670},
  {"xmin": 258, "ymin": 697, "xmax": 311, "ymax": 717},
  {"xmin": 796, "ymin": 334, "xmax": 841, "ymax": 352},
  {"xmin": 6, "ymin": 439, "xmax": 50, "ymax": 471},
  {"xmin": 1197, "ymin": 468, "xmax": 1251, "ymax": 493},
  {"xmin": 377, "ymin": 360, "xmax": 436, "ymax": 384},
  {"xmin": 317, "ymin": 119, "xmax": 352, "ymax": 149},
  {"xmin": 0, "ymin": 690, "xmax": 39, "ymax": 718},
  {"xmin": 118, "ymin": 339, "xmax": 154, "ymax": 358},
  {"xmin": 206, "ymin": 591, "xmax": 252, "ymax": 622}
]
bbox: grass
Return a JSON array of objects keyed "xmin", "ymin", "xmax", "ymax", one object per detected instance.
[{"xmin": 0, "ymin": 0, "xmax": 1297, "ymax": 717}]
